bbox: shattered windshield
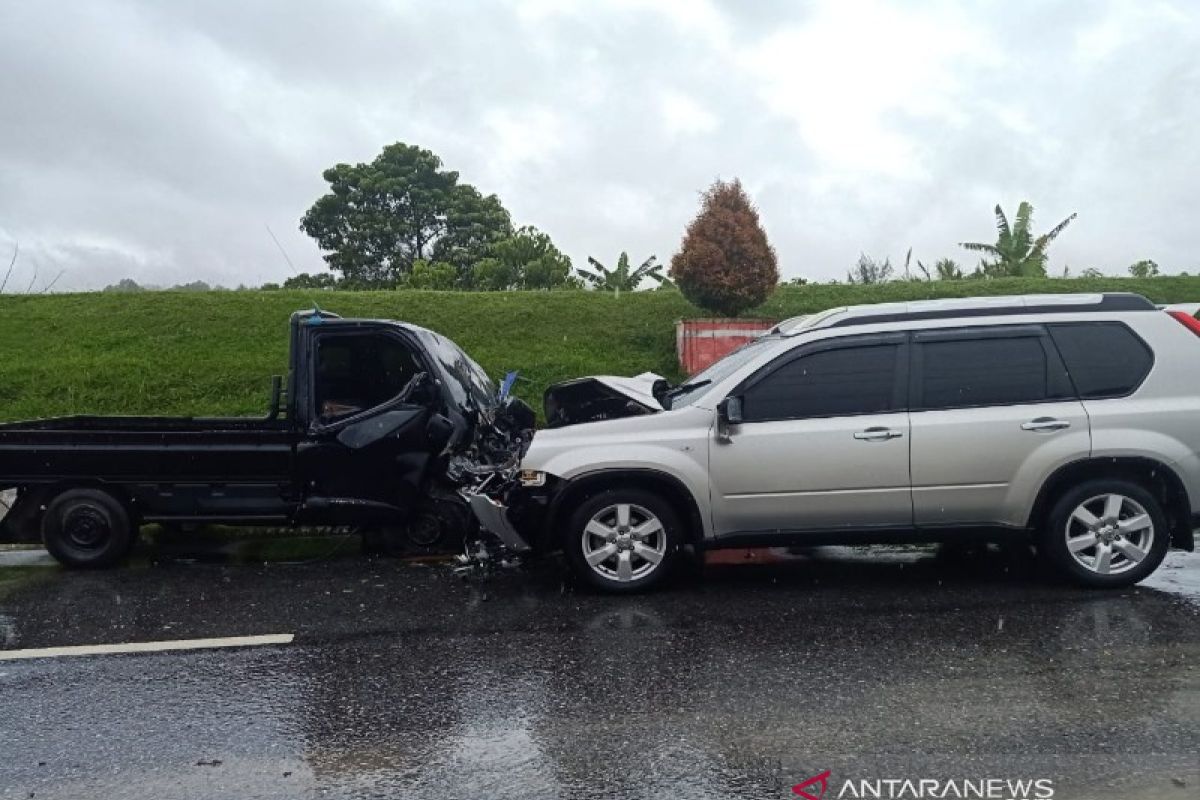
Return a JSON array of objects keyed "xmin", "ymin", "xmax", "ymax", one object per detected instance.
[
  {"xmin": 667, "ymin": 335, "xmax": 782, "ymax": 408},
  {"xmin": 415, "ymin": 329, "xmax": 498, "ymax": 412}
]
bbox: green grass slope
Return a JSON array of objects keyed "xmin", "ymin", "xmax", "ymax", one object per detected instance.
[{"xmin": 3, "ymin": 277, "xmax": 1200, "ymax": 422}]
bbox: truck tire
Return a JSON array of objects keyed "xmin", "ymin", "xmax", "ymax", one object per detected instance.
[
  {"xmin": 41, "ymin": 488, "xmax": 136, "ymax": 569},
  {"xmin": 1042, "ymin": 478, "xmax": 1170, "ymax": 588},
  {"xmin": 563, "ymin": 488, "xmax": 681, "ymax": 593}
]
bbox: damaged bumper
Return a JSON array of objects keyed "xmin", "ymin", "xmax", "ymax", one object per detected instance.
[{"xmin": 465, "ymin": 493, "xmax": 531, "ymax": 552}]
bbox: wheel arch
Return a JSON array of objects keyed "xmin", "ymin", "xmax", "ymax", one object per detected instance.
[
  {"xmin": 545, "ymin": 468, "xmax": 706, "ymax": 549},
  {"xmin": 1027, "ymin": 457, "xmax": 1193, "ymax": 550}
]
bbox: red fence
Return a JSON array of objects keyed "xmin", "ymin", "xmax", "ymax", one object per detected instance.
[{"xmin": 675, "ymin": 318, "xmax": 776, "ymax": 375}]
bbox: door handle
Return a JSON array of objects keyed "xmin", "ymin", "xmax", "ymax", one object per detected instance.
[
  {"xmin": 853, "ymin": 427, "xmax": 903, "ymax": 441},
  {"xmin": 1021, "ymin": 417, "xmax": 1071, "ymax": 432}
]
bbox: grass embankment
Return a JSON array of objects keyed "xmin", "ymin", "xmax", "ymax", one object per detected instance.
[{"xmin": 3, "ymin": 276, "xmax": 1200, "ymax": 422}]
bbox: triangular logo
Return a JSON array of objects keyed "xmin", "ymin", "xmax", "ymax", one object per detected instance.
[{"xmin": 793, "ymin": 770, "xmax": 832, "ymax": 800}]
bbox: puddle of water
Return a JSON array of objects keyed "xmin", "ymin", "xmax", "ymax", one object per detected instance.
[{"xmin": 1140, "ymin": 550, "xmax": 1200, "ymax": 602}]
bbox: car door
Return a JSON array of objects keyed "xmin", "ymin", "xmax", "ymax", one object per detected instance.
[
  {"xmin": 294, "ymin": 326, "xmax": 446, "ymax": 522},
  {"xmin": 707, "ymin": 333, "xmax": 913, "ymax": 537},
  {"xmin": 908, "ymin": 325, "xmax": 1090, "ymax": 529}
]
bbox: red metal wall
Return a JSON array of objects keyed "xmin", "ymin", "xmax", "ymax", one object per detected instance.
[{"xmin": 676, "ymin": 318, "xmax": 776, "ymax": 375}]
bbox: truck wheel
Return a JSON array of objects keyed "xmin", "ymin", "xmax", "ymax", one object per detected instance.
[
  {"xmin": 1042, "ymin": 478, "xmax": 1170, "ymax": 588},
  {"xmin": 563, "ymin": 488, "xmax": 681, "ymax": 593},
  {"xmin": 41, "ymin": 488, "xmax": 136, "ymax": 569}
]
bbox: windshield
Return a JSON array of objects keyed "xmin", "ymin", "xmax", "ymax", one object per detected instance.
[
  {"xmin": 668, "ymin": 335, "xmax": 782, "ymax": 408},
  {"xmin": 415, "ymin": 329, "xmax": 498, "ymax": 412}
]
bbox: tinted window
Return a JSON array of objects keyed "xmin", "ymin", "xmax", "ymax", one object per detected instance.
[
  {"xmin": 918, "ymin": 336, "xmax": 1060, "ymax": 409},
  {"xmin": 1049, "ymin": 323, "xmax": 1152, "ymax": 398},
  {"xmin": 314, "ymin": 332, "xmax": 422, "ymax": 421},
  {"xmin": 742, "ymin": 344, "xmax": 899, "ymax": 421}
]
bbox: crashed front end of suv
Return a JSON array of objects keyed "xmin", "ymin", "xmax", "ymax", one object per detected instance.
[{"xmin": 457, "ymin": 369, "xmax": 676, "ymax": 565}]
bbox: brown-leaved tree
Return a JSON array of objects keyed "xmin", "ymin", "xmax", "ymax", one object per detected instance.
[{"xmin": 669, "ymin": 179, "xmax": 778, "ymax": 316}]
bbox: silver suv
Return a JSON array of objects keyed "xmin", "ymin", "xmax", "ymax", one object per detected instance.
[{"xmin": 472, "ymin": 293, "xmax": 1200, "ymax": 592}]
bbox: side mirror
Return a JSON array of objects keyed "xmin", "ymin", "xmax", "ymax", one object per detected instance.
[
  {"xmin": 718, "ymin": 396, "xmax": 743, "ymax": 425},
  {"xmin": 716, "ymin": 396, "xmax": 743, "ymax": 442}
]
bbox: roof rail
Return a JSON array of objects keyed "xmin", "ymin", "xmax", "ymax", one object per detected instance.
[{"xmin": 819, "ymin": 292, "xmax": 1155, "ymax": 331}]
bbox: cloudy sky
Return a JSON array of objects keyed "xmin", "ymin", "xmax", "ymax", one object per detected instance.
[{"xmin": 1, "ymin": 0, "xmax": 1198, "ymax": 291}]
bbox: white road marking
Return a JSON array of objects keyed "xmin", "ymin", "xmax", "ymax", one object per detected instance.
[{"xmin": 0, "ymin": 633, "xmax": 294, "ymax": 661}]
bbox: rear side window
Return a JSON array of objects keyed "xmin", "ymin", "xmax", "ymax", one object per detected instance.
[
  {"xmin": 917, "ymin": 335, "xmax": 1067, "ymax": 409},
  {"xmin": 741, "ymin": 344, "xmax": 900, "ymax": 421},
  {"xmin": 1048, "ymin": 322, "xmax": 1153, "ymax": 398}
]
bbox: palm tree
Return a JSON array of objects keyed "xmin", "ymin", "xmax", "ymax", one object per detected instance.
[
  {"xmin": 578, "ymin": 252, "xmax": 668, "ymax": 291},
  {"xmin": 959, "ymin": 202, "xmax": 1076, "ymax": 278}
]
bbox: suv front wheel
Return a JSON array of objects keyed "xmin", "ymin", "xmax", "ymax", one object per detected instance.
[
  {"xmin": 1043, "ymin": 478, "xmax": 1170, "ymax": 588},
  {"xmin": 564, "ymin": 488, "xmax": 681, "ymax": 593}
]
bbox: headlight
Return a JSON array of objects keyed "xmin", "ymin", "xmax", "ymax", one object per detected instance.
[{"xmin": 518, "ymin": 469, "xmax": 547, "ymax": 487}]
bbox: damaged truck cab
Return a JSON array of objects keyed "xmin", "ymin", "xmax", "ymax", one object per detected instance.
[{"xmin": 0, "ymin": 309, "xmax": 534, "ymax": 567}]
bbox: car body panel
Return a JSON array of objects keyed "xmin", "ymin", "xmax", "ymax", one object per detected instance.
[
  {"xmin": 708, "ymin": 411, "xmax": 913, "ymax": 535},
  {"xmin": 909, "ymin": 401, "xmax": 1091, "ymax": 527},
  {"xmin": 490, "ymin": 296, "xmax": 1200, "ymax": 561}
]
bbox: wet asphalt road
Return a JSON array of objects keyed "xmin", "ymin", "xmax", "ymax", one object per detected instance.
[{"xmin": 1, "ymin": 545, "xmax": 1198, "ymax": 800}]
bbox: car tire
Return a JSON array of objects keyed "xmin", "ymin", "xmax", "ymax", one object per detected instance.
[
  {"xmin": 563, "ymin": 488, "xmax": 681, "ymax": 593},
  {"xmin": 41, "ymin": 488, "xmax": 137, "ymax": 569},
  {"xmin": 1042, "ymin": 478, "xmax": 1170, "ymax": 588}
]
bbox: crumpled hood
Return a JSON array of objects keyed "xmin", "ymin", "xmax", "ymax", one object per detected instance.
[
  {"xmin": 588, "ymin": 372, "xmax": 666, "ymax": 409},
  {"xmin": 543, "ymin": 372, "xmax": 666, "ymax": 428}
]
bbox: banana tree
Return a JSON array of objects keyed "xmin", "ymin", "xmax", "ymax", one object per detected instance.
[
  {"xmin": 578, "ymin": 252, "xmax": 668, "ymax": 291},
  {"xmin": 959, "ymin": 202, "xmax": 1077, "ymax": 278}
]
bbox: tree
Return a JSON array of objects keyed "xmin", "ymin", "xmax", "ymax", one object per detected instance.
[
  {"xmin": 282, "ymin": 272, "xmax": 339, "ymax": 290},
  {"xmin": 669, "ymin": 179, "xmax": 778, "ymax": 316},
  {"xmin": 931, "ymin": 258, "xmax": 964, "ymax": 280},
  {"xmin": 578, "ymin": 252, "xmax": 667, "ymax": 291},
  {"xmin": 406, "ymin": 260, "xmax": 458, "ymax": 290},
  {"xmin": 1079, "ymin": 267, "xmax": 1104, "ymax": 279},
  {"xmin": 847, "ymin": 253, "xmax": 893, "ymax": 284},
  {"xmin": 470, "ymin": 226, "xmax": 575, "ymax": 290},
  {"xmin": 1129, "ymin": 259, "xmax": 1160, "ymax": 278},
  {"xmin": 959, "ymin": 201, "xmax": 1076, "ymax": 278},
  {"xmin": 103, "ymin": 278, "xmax": 144, "ymax": 293},
  {"xmin": 300, "ymin": 142, "xmax": 512, "ymax": 287}
]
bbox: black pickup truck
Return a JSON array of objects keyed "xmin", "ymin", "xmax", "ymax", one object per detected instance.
[{"xmin": 0, "ymin": 308, "xmax": 534, "ymax": 567}]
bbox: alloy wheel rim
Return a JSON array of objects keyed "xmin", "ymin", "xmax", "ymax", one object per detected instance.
[
  {"xmin": 1064, "ymin": 493, "xmax": 1154, "ymax": 576},
  {"xmin": 581, "ymin": 503, "xmax": 667, "ymax": 583}
]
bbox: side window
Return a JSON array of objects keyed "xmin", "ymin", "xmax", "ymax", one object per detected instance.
[
  {"xmin": 917, "ymin": 335, "xmax": 1066, "ymax": 410},
  {"xmin": 741, "ymin": 344, "xmax": 900, "ymax": 422},
  {"xmin": 314, "ymin": 332, "xmax": 422, "ymax": 422},
  {"xmin": 1048, "ymin": 323, "xmax": 1153, "ymax": 398}
]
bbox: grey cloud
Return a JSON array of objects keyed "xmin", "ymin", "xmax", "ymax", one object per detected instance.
[{"xmin": 1, "ymin": 0, "xmax": 1199, "ymax": 292}]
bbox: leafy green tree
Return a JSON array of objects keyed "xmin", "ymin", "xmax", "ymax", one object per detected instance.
[
  {"xmin": 1079, "ymin": 267, "xmax": 1104, "ymax": 279},
  {"xmin": 300, "ymin": 142, "xmax": 512, "ymax": 287},
  {"xmin": 578, "ymin": 252, "xmax": 667, "ymax": 291},
  {"xmin": 959, "ymin": 201, "xmax": 1076, "ymax": 277},
  {"xmin": 670, "ymin": 178, "xmax": 779, "ymax": 316},
  {"xmin": 470, "ymin": 226, "xmax": 575, "ymax": 290},
  {"xmin": 847, "ymin": 253, "xmax": 893, "ymax": 284},
  {"xmin": 103, "ymin": 278, "xmax": 144, "ymax": 292},
  {"xmin": 282, "ymin": 272, "xmax": 339, "ymax": 290},
  {"xmin": 1128, "ymin": 259, "xmax": 1160, "ymax": 278},
  {"xmin": 406, "ymin": 260, "xmax": 458, "ymax": 290}
]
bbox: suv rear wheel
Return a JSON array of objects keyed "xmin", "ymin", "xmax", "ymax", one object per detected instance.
[
  {"xmin": 564, "ymin": 488, "xmax": 681, "ymax": 593},
  {"xmin": 1043, "ymin": 478, "xmax": 1170, "ymax": 588}
]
